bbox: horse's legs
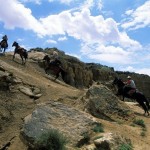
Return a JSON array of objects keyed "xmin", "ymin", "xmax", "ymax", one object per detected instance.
[
  {"xmin": 24, "ymin": 58, "xmax": 26, "ymax": 64},
  {"xmin": 13, "ymin": 52, "xmax": 16, "ymax": 60},
  {"xmin": 3, "ymin": 48, "xmax": 6, "ymax": 54},
  {"xmin": 20, "ymin": 54, "xmax": 24, "ymax": 64},
  {"xmin": 122, "ymin": 95, "xmax": 125, "ymax": 101},
  {"xmin": 137, "ymin": 99, "xmax": 149, "ymax": 116},
  {"xmin": 54, "ymin": 72, "xmax": 59, "ymax": 81},
  {"xmin": 143, "ymin": 97, "xmax": 150, "ymax": 115},
  {"xmin": 45, "ymin": 66, "xmax": 49, "ymax": 74}
]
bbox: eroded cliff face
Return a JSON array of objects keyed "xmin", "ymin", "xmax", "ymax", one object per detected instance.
[
  {"xmin": 36, "ymin": 48, "xmax": 150, "ymax": 98},
  {"xmin": 37, "ymin": 48, "xmax": 116, "ymax": 88}
]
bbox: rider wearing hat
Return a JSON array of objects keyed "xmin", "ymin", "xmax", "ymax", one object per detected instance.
[
  {"xmin": 124, "ymin": 76, "xmax": 136, "ymax": 96},
  {"xmin": 49, "ymin": 51, "xmax": 61, "ymax": 67}
]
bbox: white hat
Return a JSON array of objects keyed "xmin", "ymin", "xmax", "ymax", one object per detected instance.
[{"xmin": 127, "ymin": 76, "xmax": 131, "ymax": 79}]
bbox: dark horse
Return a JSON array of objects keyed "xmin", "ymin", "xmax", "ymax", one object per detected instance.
[
  {"xmin": 112, "ymin": 77, "xmax": 150, "ymax": 115},
  {"xmin": 0, "ymin": 40, "xmax": 8, "ymax": 54},
  {"xmin": 12, "ymin": 41, "xmax": 28, "ymax": 64},
  {"xmin": 43, "ymin": 55, "xmax": 66, "ymax": 81}
]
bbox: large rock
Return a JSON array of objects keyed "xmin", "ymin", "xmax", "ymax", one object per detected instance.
[
  {"xmin": 93, "ymin": 132, "xmax": 131, "ymax": 150},
  {"xmin": 19, "ymin": 86, "xmax": 42, "ymax": 99},
  {"xmin": 82, "ymin": 84, "xmax": 135, "ymax": 122},
  {"xmin": 21, "ymin": 101, "xmax": 98, "ymax": 148},
  {"xmin": 83, "ymin": 132, "xmax": 131, "ymax": 150}
]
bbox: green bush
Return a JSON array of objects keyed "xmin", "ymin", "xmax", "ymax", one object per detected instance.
[
  {"xmin": 34, "ymin": 129, "xmax": 68, "ymax": 150},
  {"xmin": 140, "ymin": 131, "xmax": 146, "ymax": 137},
  {"xmin": 133, "ymin": 119, "xmax": 146, "ymax": 128},
  {"xmin": 119, "ymin": 143, "xmax": 133, "ymax": 150},
  {"xmin": 93, "ymin": 122, "xmax": 104, "ymax": 133}
]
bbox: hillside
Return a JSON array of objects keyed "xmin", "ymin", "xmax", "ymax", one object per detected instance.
[{"xmin": 0, "ymin": 52, "xmax": 150, "ymax": 150}]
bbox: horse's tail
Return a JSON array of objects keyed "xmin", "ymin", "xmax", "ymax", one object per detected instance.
[
  {"xmin": 24, "ymin": 50, "xmax": 28, "ymax": 59},
  {"xmin": 144, "ymin": 96, "xmax": 150, "ymax": 110},
  {"xmin": 137, "ymin": 92, "xmax": 150, "ymax": 110}
]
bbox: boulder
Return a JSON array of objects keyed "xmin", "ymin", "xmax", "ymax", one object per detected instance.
[
  {"xmin": 82, "ymin": 84, "xmax": 135, "ymax": 122},
  {"xmin": 20, "ymin": 101, "xmax": 99, "ymax": 148},
  {"xmin": 94, "ymin": 133, "xmax": 131, "ymax": 150},
  {"xmin": 19, "ymin": 86, "xmax": 42, "ymax": 99}
]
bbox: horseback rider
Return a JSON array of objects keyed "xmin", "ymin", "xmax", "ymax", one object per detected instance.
[
  {"xmin": 0, "ymin": 35, "xmax": 8, "ymax": 48},
  {"xmin": 124, "ymin": 76, "xmax": 136, "ymax": 96},
  {"xmin": 1, "ymin": 35, "xmax": 8, "ymax": 45},
  {"xmin": 49, "ymin": 51, "xmax": 62, "ymax": 67}
]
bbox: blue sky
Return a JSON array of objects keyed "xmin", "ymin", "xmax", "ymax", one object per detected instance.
[{"xmin": 0, "ymin": 0, "xmax": 150, "ymax": 76}]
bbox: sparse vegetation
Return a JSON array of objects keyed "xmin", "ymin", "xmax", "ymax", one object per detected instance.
[
  {"xmin": 1, "ymin": 52, "xmax": 150, "ymax": 150},
  {"xmin": 133, "ymin": 119, "xmax": 147, "ymax": 136},
  {"xmin": 119, "ymin": 143, "xmax": 133, "ymax": 150},
  {"xmin": 76, "ymin": 132, "xmax": 90, "ymax": 147},
  {"xmin": 133, "ymin": 119, "xmax": 146, "ymax": 128},
  {"xmin": 140, "ymin": 127, "xmax": 147, "ymax": 137},
  {"xmin": 140, "ymin": 131, "xmax": 146, "ymax": 137},
  {"xmin": 93, "ymin": 122, "xmax": 104, "ymax": 133},
  {"xmin": 34, "ymin": 129, "xmax": 68, "ymax": 150}
]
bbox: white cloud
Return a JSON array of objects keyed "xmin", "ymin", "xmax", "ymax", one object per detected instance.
[
  {"xmin": 80, "ymin": 43, "xmax": 133, "ymax": 64},
  {"xmin": 0, "ymin": 0, "xmax": 46, "ymax": 36},
  {"xmin": 0, "ymin": 0, "xmax": 145, "ymax": 66},
  {"xmin": 58, "ymin": 36, "xmax": 67, "ymax": 41},
  {"xmin": 59, "ymin": 0, "xmax": 73, "ymax": 5},
  {"xmin": 46, "ymin": 39, "xmax": 57, "ymax": 44},
  {"xmin": 119, "ymin": 32, "xmax": 142, "ymax": 50},
  {"xmin": 119, "ymin": 66, "xmax": 150, "ymax": 76},
  {"xmin": 17, "ymin": 38, "xmax": 24, "ymax": 42},
  {"xmin": 20, "ymin": 0, "xmax": 41, "ymax": 4},
  {"xmin": 121, "ymin": 0, "xmax": 150, "ymax": 30},
  {"xmin": 38, "ymin": 5, "xmax": 143, "ymax": 64},
  {"xmin": 135, "ymin": 68, "xmax": 150, "ymax": 76}
]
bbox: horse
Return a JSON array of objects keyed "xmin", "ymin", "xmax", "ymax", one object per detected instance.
[
  {"xmin": 43, "ymin": 55, "xmax": 66, "ymax": 81},
  {"xmin": 12, "ymin": 41, "xmax": 28, "ymax": 65},
  {"xmin": 112, "ymin": 77, "xmax": 150, "ymax": 116},
  {"xmin": 0, "ymin": 40, "xmax": 8, "ymax": 54}
]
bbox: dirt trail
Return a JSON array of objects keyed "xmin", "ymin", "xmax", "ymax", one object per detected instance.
[{"xmin": 0, "ymin": 54, "xmax": 150, "ymax": 150}]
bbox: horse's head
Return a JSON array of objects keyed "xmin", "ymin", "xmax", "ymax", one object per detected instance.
[
  {"xmin": 12, "ymin": 41, "xmax": 18, "ymax": 47},
  {"xmin": 112, "ymin": 77, "xmax": 125, "ymax": 88},
  {"xmin": 112, "ymin": 77, "xmax": 119, "ymax": 85}
]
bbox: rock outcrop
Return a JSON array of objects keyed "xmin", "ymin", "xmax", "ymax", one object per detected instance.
[
  {"xmin": 21, "ymin": 101, "xmax": 97, "ymax": 148},
  {"xmin": 20, "ymin": 49, "xmax": 150, "ymax": 100},
  {"xmin": 82, "ymin": 83, "xmax": 135, "ymax": 122}
]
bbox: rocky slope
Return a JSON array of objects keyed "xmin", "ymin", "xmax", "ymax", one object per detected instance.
[
  {"xmin": 35, "ymin": 48, "xmax": 150, "ymax": 98},
  {"xmin": 0, "ymin": 51, "xmax": 150, "ymax": 150}
]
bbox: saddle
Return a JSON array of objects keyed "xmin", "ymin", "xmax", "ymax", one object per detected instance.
[
  {"xmin": 15, "ymin": 47, "xmax": 26, "ymax": 53},
  {"xmin": 127, "ymin": 89, "xmax": 136, "ymax": 96}
]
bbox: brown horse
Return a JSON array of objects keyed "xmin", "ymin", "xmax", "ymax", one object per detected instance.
[
  {"xmin": 12, "ymin": 41, "xmax": 28, "ymax": 64},
  {"xmin": 112, "ymin": 77, "xmax": 150, "ymax": 116},
  {"xmin": 0, "ymin": 40, "xmax": 8, "ymax": 54},
  {"xmin": 43, "ymin": 55, "xmax": 66, "ymax": 81}
]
